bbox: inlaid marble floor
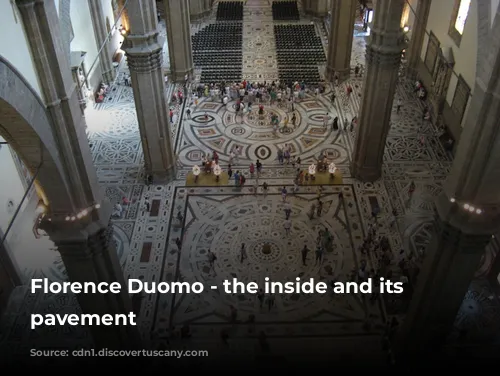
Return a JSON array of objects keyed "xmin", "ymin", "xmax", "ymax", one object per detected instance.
[
  {"xmin": 1, "ymin": 0, "xmax": 499, "ymax": 361},
  {"xmin": 242, "ymin": 0, "xmax": 278, "ymax": 81}
]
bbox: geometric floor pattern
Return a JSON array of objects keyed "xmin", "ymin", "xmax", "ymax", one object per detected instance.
[{"xmin": 1, "ymin": 0, "xmax": 499, "ymax": 361}]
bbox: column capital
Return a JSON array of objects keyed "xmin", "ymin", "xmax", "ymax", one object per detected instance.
[
  {"xmin": 126, "ymin": 48, "xmax": 163, "ymax": 72},
  {"xmin": 52, "ymin": 222, "xmax": 113, "ymax": 260},
  {"xmin": 365, "ymin": 45, "xmax": 404, "ymax": 68},
  {"xmin": 38, "ymin": 201, "xmax": 113, "ymax": 246},
  {"xmin": 368, "ymin": 25, "xmax": 407, "ymax": 66},
  {"xmin": 123, "ymin": 28, "xmax": 165, "ymax": 73},
  {"xmin": 434, "ymin": 216, "xmax": 492, "ymax": 253}
]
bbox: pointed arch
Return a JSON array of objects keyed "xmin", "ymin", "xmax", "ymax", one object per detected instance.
[{"xmin": 0, "ymin": 56, "xmax": 74, "ymax": 213}]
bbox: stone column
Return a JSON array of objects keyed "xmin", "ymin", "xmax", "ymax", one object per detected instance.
[
  {"xmin": 350, "ymin": 0, "xmax": 406, "ymax": 182},
  {"xmin": 163, "ymin": 0, "xmax": 194, "ymax": 81},
  {"xmin": 406, "ymin": 0, "xmax": 432, "ymax": 78},
  {"xmin": 303, "ymin": 0, "xmax": 330, "ymax": 18},
  {"xmin": 88, "ymin": 0, "xmax": 116, "ymax": 84},
  {"xmin": 124, "ymin": 0, "xmax": 176, "ymax": 180},
  {"xmin": 396, "ymin": 217, "xmax": 491, "ymax": 360},
  {"xmin": 189, "ymin": 0, "xmax": 212, "ymax": 20},
  {"xmin": 16, "ymin": 0, "xmax": 139, "ymax": 348},
  {"xmin": 397, "ymin": 18, "xmax": 500, "ymax": 361},
  {"xmin": 40, "ymin": 209, "xmax": 140, "ymax": 349},
  {"xmin": 16, "ymin": 0, "xmax": 100, "ymax": 213},
  {"xmin": 325, "ymin": 0, "xmax": 358, "ymax": 81}
]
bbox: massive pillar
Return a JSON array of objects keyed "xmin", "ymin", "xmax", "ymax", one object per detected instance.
[
  {"xmin": 303, "ymin": 0, "xmax": 330, "ymax": 18},
  {"xmin": 41, "ymin": 211, "xmax": 140, "ymax": 349},
  {"xmin": 163, "ymin": 0, "xmax": 194, "ymax": 81},
  {"xmin": 88, "ymin": 0, "xmax": 116, "ymax": 84},
  {"xmin": 397, "ymin": 18, "xmax": 500, "ymax": 362},
  {"xmin": 350, "ymin": 0, "xmax": 406, "ymax": 182},
  {"xmin": 189, "ymin": 0, "xmax": 213, "ymax": 20},
  {"xmin": 16, "ymin": 0, "xmax": 139, "ymax": 348},
  {"xmin": 124, "ymin": 0, "xmax": 176, "ymax": 180},
  {"xmin": 406, "ymin": 0, "xmax": 432, "ymax": 78},
  {"xmin": 325, "ymin": 0, "xmax": 357, "ymax": 81},
  {"xmin": 0, "ymin": 229, "xmax": 22, "ymax": 314}
]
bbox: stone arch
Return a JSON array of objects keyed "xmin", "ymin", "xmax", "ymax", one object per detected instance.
[{"xmin": 0, "ymin": 56, "xmax": 75, "ymax": 214}]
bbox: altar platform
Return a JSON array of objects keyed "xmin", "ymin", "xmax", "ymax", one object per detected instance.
[
  {"xmin": 186, "ymin": 172, "xmax": 230, "ymax": 186},
  {"xmin": 300, "ymin": 171, "xmax": 343, "ymax": 185}
]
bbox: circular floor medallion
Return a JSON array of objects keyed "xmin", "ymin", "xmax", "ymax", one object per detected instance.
[
  {"xmin": 249, "ymin": 240, "xmax": 282, "ymax": 262},
  {"xmin": 192, "ymin": 114, "xmax": 215, "ymax": 124},
  {"xmin": 231, "ymin": 127, "xmax": 246, "ymax": 136},
  {"xmin": 254, "ymin": 145, "xmax": 272, "ymax": 160},
  {"xmin": 279, "ymin": 127, "xmax": 294, "ymax": 135}
]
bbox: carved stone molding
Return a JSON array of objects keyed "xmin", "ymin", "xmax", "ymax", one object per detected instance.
[
  {"xmin": 126, "ymin": 49, "xmax": 163, "ymax": 73},
  {"xmin": 365, "ymin": 46, "xmax": 402, "ymax": 68},
  {"xmin": 434, "ymin": 218, "xmax": 491, "ymax": 255}
]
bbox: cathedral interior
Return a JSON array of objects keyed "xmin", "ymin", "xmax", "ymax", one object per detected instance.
[{"xmin": 0, "ymin": 0, "xmax": 500, "ymax": 369}]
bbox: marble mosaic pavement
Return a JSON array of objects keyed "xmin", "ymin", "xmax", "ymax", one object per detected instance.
[{"xmin": 1, "ymin": 0, "xmax": 499, "ymax": 359}]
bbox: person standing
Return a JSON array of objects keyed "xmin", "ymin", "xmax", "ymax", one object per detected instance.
[
  {"xmin": 332, "ymin": 116, "xmax": 339, "ymax": 131},
  {"xmin": 316, "ymin": 200, "xmax": 323, "ymax": 217},
  {"xmin": 350, "ymin": 116, "xmax": 357, "ymax": 132},
  {"xmin": 301, "ymin": 245, "xmax": 310, "ymax": 266},
  {"xmin": 323, "ymin": 113, "xmax": 329, "ymax": 130},
  {"xmin": 257, "ymin": 289, "xmax": 265, "ymax": 308},
  {"xmin": 207, "ymin": 250, "xmax": 217, "ymax": 273},
  {"xmin": 284, "ymin": 201, "xmax": 292, "ymax": 220},
  {"xmin": 284, "ymin": 219, "xmax": 292, "ymax": 235},
  {"xmin": 234, "ymin": 170, "xmax": 240, "ymax": 187},
  {"xmin": 256, "ymin": 159, "xmax": 262, "ymax": 175},
  {"xmin": 315, "ymin": 246, "xmax": 324, "ymax": 265},
  {"xmin": 267, "ymin": 294, "xmax": 275, "ymax": 311},
  {"xmin": 240, "ymin": 243, "xmax": 247, "ymax": 263},
  {"xmin": 281, "ymin": 186, "xmax": 288, "ymax": 202}
]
